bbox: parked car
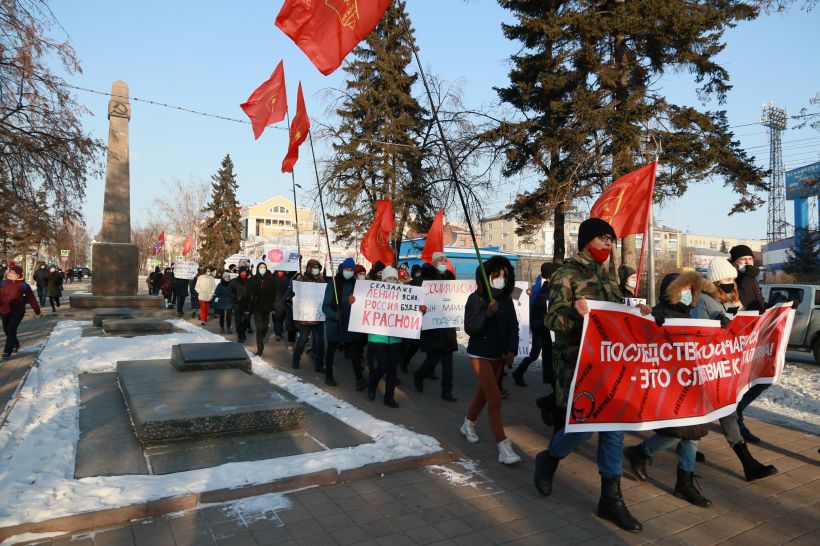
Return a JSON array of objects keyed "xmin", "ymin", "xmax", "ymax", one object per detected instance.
[
  {"xmin": 761, "ymin": 284, "xmax": 820, "ymax": 364},
  {"xmin": 71, "ymin": 267, "xmax": 92, "ymax": 279}
]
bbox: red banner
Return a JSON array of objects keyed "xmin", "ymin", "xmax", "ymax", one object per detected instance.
[{"xmin": 565, "ymin": 302, "xmax": 795, "ymax": 432}]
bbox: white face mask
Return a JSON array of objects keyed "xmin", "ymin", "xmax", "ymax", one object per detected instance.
[
  {"xmin": 258, "ymin": 267, "xmax": 267, "ymax": 275},
  {"xmin": 491, "ymin": 276, "xmax": 506, "ymax": 290},
  {"xmin": 437, "ymin": 263, "xmax": 447, "ymax": 273},
  {"xmin": 311, "ymin": 267, "xmax": 321, "ymax": 276},
  {"xmin": 342, "ymin": 270, "xmax": 354, "ymax": 280},
  {"xmin": 356, "ymin": 274, "xmax": 366, "ymax": 280},
  {"xmin": 626, "ymin": 278, "xmax": 637, "ymax": 289}
]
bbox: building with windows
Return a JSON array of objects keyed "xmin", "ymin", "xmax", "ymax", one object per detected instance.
[{"xmin": 240, "ymin": 195, "xmax": 314, "ymax": 241}]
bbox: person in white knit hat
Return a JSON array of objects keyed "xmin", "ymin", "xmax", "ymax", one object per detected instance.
[{"xmin": 691, "ymin": 257, "xmax": 777, "ymax": 482}]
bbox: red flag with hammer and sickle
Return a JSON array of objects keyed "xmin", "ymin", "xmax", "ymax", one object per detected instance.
[
  {"xmin": 276, "ymin": 0, "xmax": 392, "ymax": 75},
  {"xmin": 240, "ymin": 60, "xmax": 288, "ymax": 139},
  {"xmin": 360, "ymin": 199, "xmax": 395, "ymax": 266},
  {"xmin": 589, "ymin": 162, "xmax": 657, "ymax": 238},
  {"xmin": 281, "ymin": 82, "xmax": 310, "ymax": 173}
]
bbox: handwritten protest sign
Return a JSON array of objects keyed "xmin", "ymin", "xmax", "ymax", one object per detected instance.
[
  {"xmin": 292, "ymin": 281, "xmax": 327, "ymax": 322},
  {"xmin": 348, "ymin": 280, "xmax": 425, "ymax": 339},
  {"xmin": 420, "ymin": 280, "xmax": 476, "ymax": 331},
  {"xmin": 512, "ymin": 281, "xmax": 531, "ymax": 357},
  {"xmin": 565, "ymin": 301, "xmax": 795, "ymax": 433},
  {"xmin": 173, "ymin": 261, "xmax": 199, "ymax": 280}
]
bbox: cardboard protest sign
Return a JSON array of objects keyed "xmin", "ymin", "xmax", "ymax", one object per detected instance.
[
  {"xmin": 173, "ymin": 261, "xmax": 199, "ymax": 280},
  {"xmin": 348, "ymin": 280, "xmax": 425, "ymax": 339},
  {"xmin": 512, "ymin": 281, "xmax": 531, "ymax": 357},
  {"xmin": 420, "ymin": 280, "xmax": 476, "ymax": 331},
  {"xmin": 292, "ymin": 281, "xmax": 327, "ymax": 322},
  {"xmin": 565, "ymin": 301, "xmax": 795, "ymax": 433}
]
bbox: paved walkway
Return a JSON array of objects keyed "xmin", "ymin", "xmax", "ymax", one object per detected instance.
[{"xmin": 3, "ymin": 304, "xmax": 818, "ymax": 545}]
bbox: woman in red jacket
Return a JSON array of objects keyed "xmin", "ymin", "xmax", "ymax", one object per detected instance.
[{"xmin": 0, "ymin": 265, "xmax": 41, "ymax": 358}]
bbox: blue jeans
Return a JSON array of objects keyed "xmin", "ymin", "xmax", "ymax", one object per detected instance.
[
  {"xmin": 37, "ymin": 286, "xmax": 46, "ymax": 307},
  {"xmin": 642, "ymin": 435, "xmax": 699, "ymax": 472},
  {"xmin": 548, "ymin": 429, "xmax": 624, "ymax": 478}
]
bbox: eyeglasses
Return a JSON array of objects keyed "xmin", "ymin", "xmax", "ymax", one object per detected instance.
[{"xmin": 598, "ymin": 235, "xmax": 616, "ymax": 244}]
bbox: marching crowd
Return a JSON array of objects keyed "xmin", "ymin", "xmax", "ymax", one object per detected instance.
[{"xmin": 0, "ymin": 218, "xmax": 785, "ymax": 533}]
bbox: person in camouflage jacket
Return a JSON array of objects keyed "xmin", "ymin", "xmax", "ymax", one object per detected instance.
[{"xmin": 534, "ymin": 218, "xmax": 651, "ymax": 534}]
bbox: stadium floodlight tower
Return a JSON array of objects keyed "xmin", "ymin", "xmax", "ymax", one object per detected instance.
[{"xmin": 761, "ymin": 102, "xmax": 788, "ymax": 243}]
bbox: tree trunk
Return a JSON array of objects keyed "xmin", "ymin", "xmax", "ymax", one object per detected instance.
[{"xmin": 553, "ymin": 202, "xmax": 566, "ymax": 262}]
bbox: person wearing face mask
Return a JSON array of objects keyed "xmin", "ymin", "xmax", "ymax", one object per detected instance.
[
  {"xmin": 367, "ymin": 261, "xmax": 386, "ymax": 281},
  {"xmin": 291, "ymin": 259, "xmax": 327, "ymax": 371},
  {"xmin": 618, "ymin": 265, "xmax": 638, "ymax": 299},
  {"xmin": 160, "ymin": 268, "xmax": 173, "ymax": 309},
  {"xmin": 624, "ymin": 272, "xmax": 712, "ymax": 508},
  {"xmin": 461, "ymin": 255, "xmax": 522, "ymax": 466},
  {"xmin": 247, "ymin": 263, "xmax": 276, "ymax": 356},
  {"xmin": 321, "ymin": 257, "xmax": 366, "ymax": 388},
  {"xmin": 213, "ymin": 271, "xmax": 234, "ymax": 333},
  {"xmin": 693, "ymin": 257, "xmax": 777, "ymax": 482},
  {"xmin": 534, "ymin": 218, "xmax": 651, "ymax": 533},
  {"xmin": 1, "ymin": 265, "xmax": 41, "ymax": 358},
  {"xmin": 32, "ymin": 263, "xmax": 49, "ymax": 307},
  {"xmin": 194, "ymin": 266, "xmax": 217, "ymax": 326},
  {"xmin": 728, "ymin": 245, "xmax": 767, "ymax": 443},
  {"xmin": 413, "ymin": 261, "xmax": 458, "ymax": 402},
  {"xmin": 173, "ymin": 268, "xmax": 190, "ymax": 318},
  {"xmin": 365, "ymin": 267, "xmax": 420, "ymax": 408},
  {"xmin": 229, "ymin": 267, "xmax": 252, "ymax": 342}
]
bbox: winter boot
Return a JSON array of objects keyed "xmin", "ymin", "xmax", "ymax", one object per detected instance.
[
  {"xmin": 511, "ymin": 366, "xmax": 526, "ymax": 386},
  {"xmin": 459, "ymin": 417, "xmax": 479, "ymax": 443},
  {"xmin": 674, "ymin": 468, "xmax": 712, "ymax": 507},
  {"xmin": 324, "ymin": 373, "xmax": 337, "ymax": 387},
  {"xmin": 597, "ymin": 475, "xmax": 642, "ymax": 533},
  {"xmin": 355, "ymin": 378, "xmax": 368, "ymax": 391},
  {"xmin": 732, "ymin": 442, "xmax": 777, "ymax": 481},
  {"xmin": 533, "ymin": 450, "xmax": 561, "ymax": 496},
  {"xmin": 255, "ymin": 341, "xmax": 264, "ymax": 357},
  {"xmin": 292, "ymin": 354, "xmax": 300, "ymax": 369},
  {"xmin": 535, "ymin": 394, "xmax": 554, "ymax": 428},
  {"xmin": 739, "ymin": 424, "xmax": 761, "ymax": 444},
  {"xmin": 498, "ymin": 438, "xmax": 522, "ymax": 465},
  {"xmin": 623, "ymin": 444, "xmax": 650, "ymax": 481}
]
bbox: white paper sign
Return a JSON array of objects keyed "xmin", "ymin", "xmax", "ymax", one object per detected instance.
[
  {"xmin": 262, "ymin": 246, "xmax": 300, "ymax": 272},
  {"xmin": 421, "ymin": 280, "xmax": 477, "ymax": 331},
  {"xmin": 348, "ymin": 280, "xmax": 425, "ymax": 339},
  {"xmin": 224, "ymin": 253, "xmax": 251, "ymax": 270},
  {"xmin": 512, "ymin": 281, "xmax": 531, "ymax": 357},
  {"xmin": 173, "ymin": 261, "xmax": 199, "ymax": 280},
  {"xmin": 293, "ymin": 281, "xmax": 327, "ymax": 322}
]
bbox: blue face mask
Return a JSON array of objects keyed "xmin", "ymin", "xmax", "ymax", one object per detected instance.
[
  {"xmin": 342, "ymin": 270, "xmax": 354, "ymax": 280},
  {"xmin": 679, "ymin": 289, "xmax": 693, "ymax": 307}
]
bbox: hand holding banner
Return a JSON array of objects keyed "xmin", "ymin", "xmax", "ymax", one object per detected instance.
[
  {"xmin": 348, "ymin": 280, "xmax": 425, "ymax": 339},
  {"xmin": 565, "ymin": 301, "xmax": 795, "ymax": 433}
]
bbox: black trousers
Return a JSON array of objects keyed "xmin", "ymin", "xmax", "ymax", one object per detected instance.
[
  {"xmin": 217, "ymin": 308, "xmax": 233, "ymax": 329},
  {"xmin": 253, "ymin": 312, "xmax": 270, "ymax": 344},
  {"xmin": 176, "ymin": 294, "xmax": 187, "ymax": 314},
  {"xmin": 294, "ymin": 323, "xmax": 324, "ymax": 365},
  {"xmin": 1, "ymin": 313, "xmax": 23, "ymax": 354},
  {"xmin": 400, "ymin": 338, "xmax": 421, "ymax": 371},
  {"xmin": 369, "ymin": 342, "xmax": 401, "ymax": 402},
  {"xmin": 49, "ymin": 297, "xmax": 60, "ymax": 310},
  {"xmin": 326, "ymin": 340, "xmax": 363, "ymax": 381},
  {"xmin": 415, "ymin": 350, "xmax": 454, "ymax": 396},
  {"xmin": 234, "ymin": 308, "xmax": 250, "ymax": 341}
]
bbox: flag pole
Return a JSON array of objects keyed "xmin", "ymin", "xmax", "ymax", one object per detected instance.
[
  {"xmin": 285, "ymin": 110, "xmax": 303, "ymax": 273},
  {"xmin": 307, "ymin": 129, "xmax": 339, "ymax": 306},
  {"xmin": 633, "ymin": 160, "xmax": 658, "ymax": 303},
  {"xmin": 401, "ymin": 13, "xmax": 493, "ymax": 300}
]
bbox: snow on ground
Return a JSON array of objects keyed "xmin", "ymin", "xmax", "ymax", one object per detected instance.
[
  {"xmin": 0, "ymin": 321, "xmax": 441, "ymax": 528},
  {"xmin": 745, "ymin": 362, "xmax": 820, "ymax": 436}
]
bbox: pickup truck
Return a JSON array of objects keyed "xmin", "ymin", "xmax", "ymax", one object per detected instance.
[{"xmin": 761, "ymin": 284, "xmax": 820, "ymax": 364}]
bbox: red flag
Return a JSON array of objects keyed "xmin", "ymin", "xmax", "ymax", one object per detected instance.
[
  {"xmin": 275, "ymin": 0, "xmax": 392, "ymax": 75},
  {"xmin": 360, "ymin": 199, "xmax": 395, "ymax": 265},
  {"xmin": 151, "ymin": 231, "xmax": 165, "ymax": 256},
  {"xmin": 421, "ymin": 210, "xmax": 444, "ymax": 264},
  {"xmin": 281, "ymin": 82, "xmax": 310, "ymax": 173},
  {"xmin": 181, "ymin": 234, "xmax": 194, "ymax": 257},
  {"xmin": 589, "ymin": 162, "xmax": 657, "ymax": 238},
  {"xmin": 240, "ymin": 60, "xmax": 288, "ymax": 139}
]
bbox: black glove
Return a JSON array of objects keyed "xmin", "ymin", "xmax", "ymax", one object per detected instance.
[
  {"xmin": 759, "ymin": 308, "xmax": 766, "ymax": 315},
  {"xmin": 726, "ymin": 306, "xmax": 739, "ymax": 316},
  {"xmin": 719, "ymin": 315, "xmax": 731, "ymax": 329},
  {"xmin": 652, "ymin": 310, "xmax": 665, "ymax": 327}
]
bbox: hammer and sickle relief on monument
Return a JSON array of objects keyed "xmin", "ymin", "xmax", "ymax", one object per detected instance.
[{"xmin": 326, "ymin": 0, "xmax": 359, "ymax": 29}]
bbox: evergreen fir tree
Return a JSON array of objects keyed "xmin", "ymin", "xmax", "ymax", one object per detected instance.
[
  {"xmin": 719, "ymin": 239, "xmax": 729, "ymax": 253},
  {"xmin": 325, "ymin": 0, "xmax": 424, "ymax": 259},
  {"xmin": 199, "ymin": 155, "xmax": 242, "ymax": 268},
  {"xmin": 493, "ymin": 0, "xmax": 767, "ymax": 265},
  {"xmin": 783, "ymin": 228, "xmax": 820, "ymax": 281}
]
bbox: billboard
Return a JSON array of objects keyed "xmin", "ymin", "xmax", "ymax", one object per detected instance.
[{"xmin": 785, "ymin": 161, "xmax": 820, "ymax": 200}]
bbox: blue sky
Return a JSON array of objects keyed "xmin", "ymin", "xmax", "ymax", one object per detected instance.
[{"xmin": 50, "ymin": 1, "xmax": 819, "ymax": 240}]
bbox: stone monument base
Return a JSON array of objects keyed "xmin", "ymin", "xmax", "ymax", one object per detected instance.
[
  {"xmin": 91, "ymin": 242, "xmax": 139, "ymax": 295},
  {"xmin": 70, "ymin": 295, "xmax": 162, "ymax": 309}
]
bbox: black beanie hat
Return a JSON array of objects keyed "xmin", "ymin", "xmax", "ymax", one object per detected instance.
[
  {"xmin": 541, "ymin": 262, "xmax": 560, "ymax": 279},
  {"xmin": 577, "ymin": 218, "xmax": 616, "ymax": 252},
  {"xmin": 729, "ymin": 245, "xmax": 754, "ymax": 263}
]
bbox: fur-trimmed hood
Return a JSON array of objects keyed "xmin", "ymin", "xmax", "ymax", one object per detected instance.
[{"xmin": 664, "ymin": 270, "xmax": 713, "ymax": 306}]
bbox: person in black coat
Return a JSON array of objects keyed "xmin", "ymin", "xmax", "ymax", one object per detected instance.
[
  {"xmin": 412, "ymin": 263, "xmax": 458, "ymax": 401},
  {"xmin": 247, "ymin": 263, "xmax": 275, "ymax": 356},
  {"xmin": 173, "ymin": 269, "xmax": 190, "ymax": 317},
  {"xmin": 623, "ymin": 271, "xmax": 712, "ymax": 508},
  {"xmin": 229, "ymin": 267, "xmax": 252, "ymax": 342},
  {"xmin": 511, "ymin": 262, "xmax": 560, "ymax": 388},
  {"xmin": 460, "ymin": 255, "xmax": 521, "ymax": 465},
  {"xmin": 271, "ymin": 270, "xmax": 290, "ymax": 341}
]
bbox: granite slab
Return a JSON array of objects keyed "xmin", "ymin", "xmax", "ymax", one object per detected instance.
[
  {"xmin": 92, "ymin": 308, "xmax": 133, "ymax": 327},
  {"xmin": 102, "ymin": 318, "xmax": 173, "ymax": 334},
  {"xmin": 171, "ymin": 342, "xmax": 251, "ymax": 374}
]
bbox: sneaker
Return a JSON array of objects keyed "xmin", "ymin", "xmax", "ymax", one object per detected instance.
[
  {"xmin": 460, "ymin": 418, "xmax": 479, "ymax": 443},
  {"xmin": 498, "ymin": 438, "xmax": 522, "ymax": 465}
]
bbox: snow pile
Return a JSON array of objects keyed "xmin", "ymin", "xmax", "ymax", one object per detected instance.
[
  {"xmin": 0, "ymin": 321, "xmax": 441, "ymax": 527},
  {"xmin": 745, "ymin": 363, "xmax": 820, "ymax": 436}
]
